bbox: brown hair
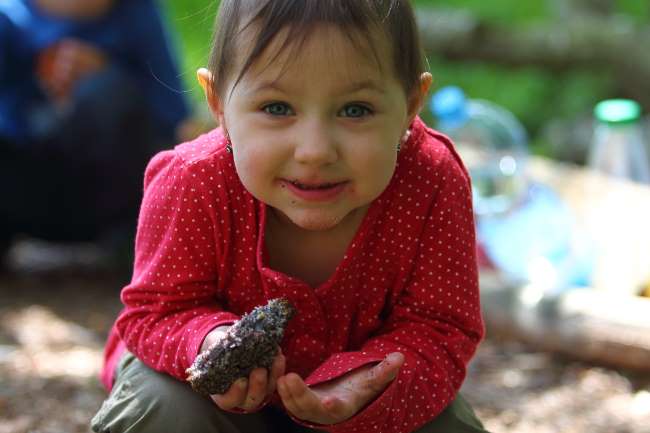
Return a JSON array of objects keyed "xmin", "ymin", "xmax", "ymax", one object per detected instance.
[{"xmin": 208, "ymin": 0, "xmax": 425, "ymax": 100}]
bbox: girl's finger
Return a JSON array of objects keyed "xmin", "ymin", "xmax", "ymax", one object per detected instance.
[
  {"xmin": 366, "ymin": 352, "xmax": 404, "ymax": 393},
  {"xmin": 285, "ymin": 373, "xmax": 327, "ymax": 418},
  {"xmin": 322, "ymin": 395, "xmax": 347, "ymax": 419},
  {"xmin": 211, "ymin": 377, "xmax": 248, "ymax": 410},
  {"xmin": 277, "ymin": 377, "xmax": 302, "ymax": 417},
  {"xmin": 240, "ymin": 368, "xmax": 268, "ymax": 410},
  {"xmin": 267, "ymin": 351, "xmax": 286, "ymax": 396}
]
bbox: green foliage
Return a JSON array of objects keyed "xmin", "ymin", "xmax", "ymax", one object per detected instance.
[
  {"xmin": 616, "ymin": 0, "xmax": 650, "ymax": 22},
  {"xmin": 162, "ymin": 0, "xmax": 218, "ymax": 104},
  {"xmin": 413, "ymin": 0, "xmax": 549, "ymax": 24}
]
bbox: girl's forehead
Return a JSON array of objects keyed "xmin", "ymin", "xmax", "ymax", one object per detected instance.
[{"xmin": 233, "ymin": 23, "xmax": 395, "ymax": 92}]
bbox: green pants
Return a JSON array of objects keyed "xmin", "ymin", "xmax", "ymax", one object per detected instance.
[{"xmin": 91, "ymin": 353, "xmax": 488, "ymax": 433}]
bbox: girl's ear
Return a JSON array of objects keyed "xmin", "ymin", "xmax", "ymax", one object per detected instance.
[
  {"xmin": 197, "ymin": 68, "xmax": 225, "ymax": 125},
  {"xmin": 406, "ymin": 72, "xmax": 433, "ymax": 123}
]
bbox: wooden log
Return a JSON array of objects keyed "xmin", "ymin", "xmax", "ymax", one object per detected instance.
[
  {"xmin": 416, "ymin": 8, "xmax": 650, "ymax": 107},
  {"xmin": 553, "ymin": 0, "xmax": 616, "ymax": 16},
  {"xmin": 477, "ymin": 156, "xmax": 650, "ymax": 370},
  {"xmin": 481, "ymin": 278, "xmax": 650, "ymax": 371}
]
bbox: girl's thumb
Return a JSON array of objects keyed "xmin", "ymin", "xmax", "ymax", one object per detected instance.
[
  {"xmin": 383, "ymin": 352, "xmax": 405, "ymax": 377},
  {"xmin": 368, "ymin": 352, "xmax": 404, "ymax": 390}
]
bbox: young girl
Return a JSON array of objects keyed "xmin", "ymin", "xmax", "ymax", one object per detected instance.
[{"xmin": 91, "ymin": 1, "xmax": 488, "ymax": 432}]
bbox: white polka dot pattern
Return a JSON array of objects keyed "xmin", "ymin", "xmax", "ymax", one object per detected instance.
[{"xmin": 102, "ymin": 117, "xmax": 485, "ymax": 433}]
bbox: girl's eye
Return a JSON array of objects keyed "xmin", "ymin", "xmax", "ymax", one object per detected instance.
[
  {"xmin": 263, "ymin": 103, "xmax": 293, "ymax": 116},
  {"xmin": 339, "ymin": 104, "xmax": 372, "ymax": 118}
]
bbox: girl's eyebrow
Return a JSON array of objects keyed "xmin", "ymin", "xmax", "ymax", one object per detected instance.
[
  {"xmin": 247, "ymin": 79, "xmax": 386, "ymax": 96},
  {"xmin": 248, "ymin": 81, "xmax": 286, "ymax": 96},
  {"xmin": 342, "ymin": 80, "xmax": 386, "ymax": 95}
]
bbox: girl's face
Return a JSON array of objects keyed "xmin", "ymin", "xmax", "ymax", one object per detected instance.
[{"xmin": 209, "ymin": 25, "xmax": 430, "ymax": 232}]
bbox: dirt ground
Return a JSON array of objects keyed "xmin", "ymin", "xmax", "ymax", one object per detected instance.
[{"xmin": 1, "ymin": 265, "xmax": 649, "ymax": 433}]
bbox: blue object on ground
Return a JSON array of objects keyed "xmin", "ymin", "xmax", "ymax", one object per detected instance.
[{"xmin": 477, "ymin": 183, "xmax": 593, "ymax": 295}]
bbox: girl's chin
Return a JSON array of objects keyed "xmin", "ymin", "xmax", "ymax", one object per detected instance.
[
  {"xmin": 274, "ymin": 208, "xmax": 347, "ymax": 232},
  {"xmin": 288, "ymin": 213, "xmax": 345, "ymax": 232}
]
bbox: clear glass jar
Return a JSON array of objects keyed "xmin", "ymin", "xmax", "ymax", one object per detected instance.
[
  {"xmin": 587, "ymin": 99, "xmax": 650, "ymax": 184},
  {"xmin": 430, "ymin": 86, "xmax": 529, "ymax": 216}
]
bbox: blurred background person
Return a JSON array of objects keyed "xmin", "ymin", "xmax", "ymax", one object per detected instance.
[{"xmin": 0, "ymin": 0, "xmax": 196, "ymax": 271}]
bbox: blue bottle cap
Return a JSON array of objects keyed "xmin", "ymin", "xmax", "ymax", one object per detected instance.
[{"xmin": 430, "ymin": 86, "xmax": 469, "ymax": 129}]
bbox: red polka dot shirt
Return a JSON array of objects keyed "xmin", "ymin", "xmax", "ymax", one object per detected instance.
[{"xmin": 100, "ymin": 117, "xmax": 484, "ymax": 433}]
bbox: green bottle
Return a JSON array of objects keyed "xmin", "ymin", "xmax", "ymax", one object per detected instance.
[{"xmin": 588, "ymin": 99, "xmax": 650, "ymax": 184}]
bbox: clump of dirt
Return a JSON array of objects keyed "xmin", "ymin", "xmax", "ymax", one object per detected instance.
[{"xmin": 187, "ymin": 298, "xmax": 295, "ymax": 395}]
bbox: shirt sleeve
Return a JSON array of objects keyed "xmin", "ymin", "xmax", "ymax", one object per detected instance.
[
  {"xmin": 115, "ymin": 150, "xmax": 239, "ymax": 381},
  {"xmin": 296, "ymin": 151, "xmax": 485, "ymax": 433}
]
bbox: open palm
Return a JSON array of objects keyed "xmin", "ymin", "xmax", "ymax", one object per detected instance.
[{"xmin": 277, "ymin": 352, "xmax": 404, "ymax": 425}]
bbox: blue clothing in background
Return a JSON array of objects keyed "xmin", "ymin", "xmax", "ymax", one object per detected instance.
[
  {"xmin": 0, "ymin": 0, "xmax": 191, "ymax": 255},
  {"xmin": 0, "ymin": 0, "xmax": 189, "ymax": 144}
]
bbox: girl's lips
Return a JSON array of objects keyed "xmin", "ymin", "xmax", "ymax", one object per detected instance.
[{"xmin": 280, "ymin": 179, "xmax": 349, "ymax": 202}]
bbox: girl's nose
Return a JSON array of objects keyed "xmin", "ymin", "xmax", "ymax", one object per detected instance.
[{"xmin": 293, "ymin": 121, "xmax": 338, "ymax": 166}]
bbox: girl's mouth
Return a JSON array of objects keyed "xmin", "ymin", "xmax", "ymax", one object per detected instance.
[
  {"xmin": 281, "ymin": 179, "xmax": 349, "ymax": 201},
  {"xmin": 290, "ymin": 180, "xmax": 340, "ymax": 190}
]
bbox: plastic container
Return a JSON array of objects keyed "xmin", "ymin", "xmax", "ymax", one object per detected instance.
[
  {"xmin": 587, "ymin": 99, "xmax": 650, "ymax": 184},
  {"xmin": 477, "ymin": 183, "xmax": 593, "ymax": 299},
  {"xmin": 583, "ymin": 99, "xmax": 650, "ymax": 295},
  {"xmin": 430, "ymin": 86, "xmax": 529, "ymax": 216}
]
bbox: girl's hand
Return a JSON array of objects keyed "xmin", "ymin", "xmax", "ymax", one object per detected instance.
[
  {"xmin": 277, "ymin": 352, "xmax": 404, "ymax": 425},
  {"xmin": 201, "ymin": 326, "xmax": 287, "ymax": 412}
]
